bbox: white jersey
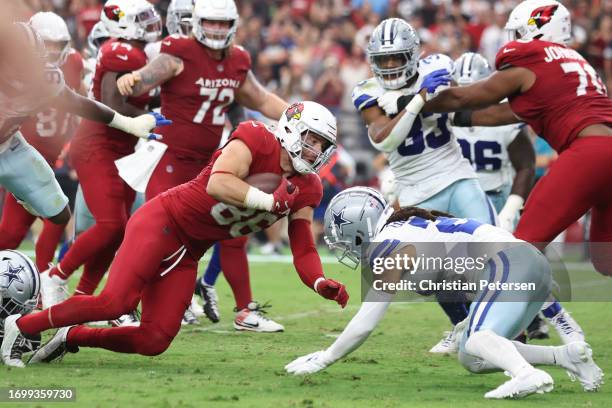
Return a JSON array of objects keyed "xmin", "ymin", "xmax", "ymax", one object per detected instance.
[
  {"xmin": 453, "ymin": 124, "xmax": 522, "ymax": 192},
  {"xmin": 352, "ymin": 54, "xmax": 476, "ymax": 206}
]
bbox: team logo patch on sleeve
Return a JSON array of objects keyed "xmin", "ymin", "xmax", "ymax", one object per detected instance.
[
  {"xmin": 285, "ymin": 102, "xmax": 304, "ymax": 121},
  {"xmin": 104, "ymin": 5, "xmax": 125, "ymax": 22},
  {"xmin": 528, "ymin": 4, "xmax": 558, "ymax": 29}
]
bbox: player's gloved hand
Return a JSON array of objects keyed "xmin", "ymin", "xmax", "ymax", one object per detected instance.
[
  {"xmin": 315, "ymin": 278, "xmax": 349, "ymax": 308},
  {"xmin": 116, "ymin": 71, "xmax": 142, "ymax": 96},
  {"xmin": 109, "ymin": 111, "xmax": 172, "ymax": 141},
  {"xmin": 377, "ymin": 90, "xmax": 405, "ymax": 116},
  {"xmin": 497, "ymin": 194, "xmax": 524, "ymax": 233},
  {"xmin": 271, "ymin": 178, "xmax": 299, "ymax": 216},
  {"xmin": 285, "ymin": 350, "xmax": 334, "ymax": 375},
  {"xmin": 419, "ymin": 69, "xmax": 451, "ymax": 95}
]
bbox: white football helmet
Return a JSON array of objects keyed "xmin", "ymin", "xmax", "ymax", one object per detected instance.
[
  {"xmin": 29, "ymin": 12, "xmax": 71, "ymax": 67},
  {"xmin": 453, "ymin": 52, "xmax": 491, "ymax": 86},
  {"xmin": 192, "ymin": 0, "xmax": 239, "ymax": 49},
  {"xmin": 505, "ymin": 0, "xmax": 571, "ymax": 45},
  {"xmin": 167, "ymin": 0, "xmax": 195, "ymax": 36},
  {"xmin": 275, "ymin": 101, "xmax": 337, "ymax": 174},
  {"xmin": 101, "ymin": 0, "xmax": 162, "ymax": 43},
  {"xmin": 0, "ymin": 250, "xmax": 40, "ymax": 318}
]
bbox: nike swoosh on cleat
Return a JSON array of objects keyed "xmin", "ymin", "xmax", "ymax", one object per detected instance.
[{"xmin": 235, "ymin": 321, "xmax": 259, "ymax": 328}]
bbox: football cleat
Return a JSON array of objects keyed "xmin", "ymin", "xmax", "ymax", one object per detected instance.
[
  {"xmin": 181, "ymin": 304, "xmax": 200, "ymax": 326},
  {"xmin": 40, "ymin": 266, "xmax": 69, "ymax": 309},
  {"xmin": 110, "ymin": 311, "xmax": 140, "ymax": 327},
  {"xmin": 195, "ymin": 279, "xmax": 220, "ymax": 323},
  {"xmin": 527, "ymin": 314, "xmax": 550, "ymax": 340},
  {"xmin": 558, "ymin": 341, "xmax": 604, "ymax": 392},
  {"xmin": 429, "ymin": 328, "xmax": 459, "ymax": 354},
  {"xmin": 28, "ymin": 326, "xmax": 77, "ymax": 364},
  {"xmin": 547, "ymin": 309, "xmax": 585, "ymax": 344},
  {"xmin": 484, "ymin": 368, "xmax": 554, "ymax": 399},
  {"xmin": 1, "ymin": 314, "xmax": 25, "ymax": 367},
  {"xmin": 233, "ymin": 301, "xmax": 284, "ymax": 333},
  {"xmin": 190, "ymin": 296, "xmax": 204, "ymax": 317}
]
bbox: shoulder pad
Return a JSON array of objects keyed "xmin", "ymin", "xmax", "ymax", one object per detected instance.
[
  {"xmin": 418, "ymin": 54, "xmax": 454, "ymax": 76},
  {"xmin": 352, "ymin": 78, "xmax": 384, "ymax": 111}
]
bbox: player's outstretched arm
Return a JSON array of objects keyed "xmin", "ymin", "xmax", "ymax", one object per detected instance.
[
  {"xmin": 288, "ymin": 207, "xmax": 349, "ymax": 308},
  {"xmin": 423, "ymin": 67, "xmax": 531, "ymax": 113},
  {"xmin": 207, "ymin": 139, "xmax": 254, "ymax": 206},
  {"xmin": 54, "ymin": 86, "xmax": 170, "ymax": 140},
  {"xmin": 454, "ymin": 102, "xmax": 521, "ymax": 127},
  {"xmin": 285, "ymin": 301, "xmax": 390, "ymax": 375},
  {"xmin": 498, "ymin": 127, "xmax": 536, "ymax": 231},
  {"xmin": 236, "ymin": 70, "xmax": 289, "ymax": 120},
  {"xmin": 116, "ymin": 53, "xmax": 184, "ymax": 97}
]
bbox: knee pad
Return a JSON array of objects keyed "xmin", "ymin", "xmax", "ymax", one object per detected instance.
[{"xmin": 135, "ymin": 328, "xmax": 173, "ymax": 356}]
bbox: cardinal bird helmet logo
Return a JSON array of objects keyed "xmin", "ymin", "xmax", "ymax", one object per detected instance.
[
  {"xmin": 285, "ymin": 102, "xmax": 304, "ymax": 121},
  {"xmin": 104, "ymin": 5, "xmax": 125, "ymax": 22},
  {"xmin": 528, "ymin": 4, "xmax": 558, "ymax": 29}
]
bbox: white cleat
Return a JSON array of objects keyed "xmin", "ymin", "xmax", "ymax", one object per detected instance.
[
  {"xmin": 1, "ymin": 314, "xmax": 25, "ymax": 368},
  {"xmin": 547, "ymin": 309, "xmax": 585, "ymax": 344},
  {"xmin": 28, "ymin": 326, "xmax": 74, "ymax": 364},
  {"xmin": 485, "ymin": 368, "xmax": 554, "ymax": 399},
  {"xmin": 233, "ymin": 302, "xmax": 284, "ymax": 333},
  {"xmin": 181, "ymin": 304, "xmax": 200, "ymax": 326},
  {"xmin": 40, "ymin": 268, "xmax": 69, "ymax": 309},
  {"xmin": 558, "ymin": 341, "xmax": 604, "ymax": 392},
  {"xmin": 190, "ymin": 296, "xmax": 204, "ymax": 318},
  {"xmin": 110, "ymin": 311, "xmax": 140, "ymax": 327},
  {"xmin": 429, "ymin": 328, "xmax": 459, "ymax": 354}
]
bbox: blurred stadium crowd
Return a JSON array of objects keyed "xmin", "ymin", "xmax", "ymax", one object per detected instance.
[{"xmin": 10, "ymin": 0, "xmax": 611, "ymax": 246}]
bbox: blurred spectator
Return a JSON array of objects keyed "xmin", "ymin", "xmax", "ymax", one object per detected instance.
[
  {"xmin": 587, "ymin": 14, "xmax": 612, "ymax": 87},
  {"xmin": 313, "ymin": 56, "xmax": 344, "ymax": 115}
]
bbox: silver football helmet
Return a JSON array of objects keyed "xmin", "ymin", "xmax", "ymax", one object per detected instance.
[
  {"xmin": 167, "ymin": 0, "xmax": 195, "ymax": 36},
  {"xmin": 453, "ymin": 52, "xmax": 491, "ymax": 86},
  {"xmin": 367, "ymin": 18, "xmax": 421, "ymax": 90},
  {"xmin": 0, "ymin": 250, "xmax": 40, "ymax": 319},
  {"xmin": 87, "ymin": 21, "xmax": 110, "ymax": 57},
  {"xmin": 324, "ymin": 187, "xmax": 388, "ymax": 269}
]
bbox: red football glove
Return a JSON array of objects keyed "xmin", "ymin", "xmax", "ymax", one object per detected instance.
[
  {"xmin": 271, "ymin": 178, "xmax": 299, "ymax": 216},
  {"xmin": 315, "ymin": 278, "xmax": 349, "ymax": 308}
]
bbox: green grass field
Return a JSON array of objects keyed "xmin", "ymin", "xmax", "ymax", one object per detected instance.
[{"xmin": 1, "ymin": 256, "xmax": 611, "ymax": 408}]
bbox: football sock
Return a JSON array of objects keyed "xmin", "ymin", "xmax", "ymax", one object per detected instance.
[
  {"xmin": 219, "ymin": 237, "xmax": 252, "ymax": 310},
  {"xmin": 203, "ymin": 243, "xmax": 222, "ymax": 286},
  {"xmin": 465, "ymin": 329, "xmax": 532, "ymax": 377},
  {"xmin": 511, "ymin": 341, "xmax": 562, "ymax": 366},
  {"xmin": 35, "ymin": 220, "xmax": 66, "ymax": 272},
  {"xmin": 541, "ymin": 300, "xmax": 562, "ymax": 319},
  {"xmin": 437, "ymin": 300, "xmax": 469, "ymax": 325}
]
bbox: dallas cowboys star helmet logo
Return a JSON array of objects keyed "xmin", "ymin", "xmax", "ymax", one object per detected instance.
[
  {"xmin": 331, "ymin": 209, "xmax": 351, "ymax": 233},
  {"xmin": 1, "ymin": 261, "xmax": 24, "ymax": 289}
]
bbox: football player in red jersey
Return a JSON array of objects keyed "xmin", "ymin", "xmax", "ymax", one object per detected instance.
[
  {"xmin": 116, "ymin": 0, "xmax": 291, "ymax": 330},
  {"xmin": 0, "ymin": 21, "xmax": 166, "ymax": 238},
  {"xmin": 39, "ymin": 0, "xmax": 166, "ymax": 308},
  {"xmin": 2, "ymin": 102, "xmax": 348, "ymax": 366},
  {"xmin": 418, "ymin": 0, "xmax": 612, "ymax": 276},
  {"xmin": 0, "ymin": 12, "xmax": 84, "ymax": 273}
]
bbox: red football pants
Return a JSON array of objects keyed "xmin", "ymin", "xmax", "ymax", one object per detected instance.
[
  {"xmin": 0, "ymin": 193, "xmax": 65, "ymax": 271},
  {"xmin": 18, "ymin": 199, "xmax": 207, "ymax": 355},
  {"xmin": 146, "ymin": 150, "xmax": 252, "ymax": 309},
  {"xmin": 515, "ymin": 136, "xmax": 612, "ymax": 275},
  {"xmin": 58, "ymin": 150, "xmax": 135, "ymax": 281}
]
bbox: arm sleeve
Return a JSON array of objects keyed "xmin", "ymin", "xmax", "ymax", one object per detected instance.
[
  {"xmin": 324, "ymin": 299, "xmax": 391, "ymax": 363},
  {"xmin": 288, "ymin": 218, "xmax": 324, "ymax": 289}
]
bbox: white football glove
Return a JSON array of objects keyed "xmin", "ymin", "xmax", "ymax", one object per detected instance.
[
  {"xmin": 109, "ymin": 112, "xmax": 171, "ymax": 140},
  {"xmin": 285, "ymin": 350, "xmax": 333, "ymax": 375},
  {"xmin": 497, "ymin": 194, "xmax": 524, "ymax": 232},
  {"xmin": 377, "ymin": 90, "xmax": 405, "ymax": 116}
]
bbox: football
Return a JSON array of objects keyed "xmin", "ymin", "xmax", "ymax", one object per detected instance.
[{"xmin": 245, "ymin": 173, "xmax": 282, "ymax": 193}]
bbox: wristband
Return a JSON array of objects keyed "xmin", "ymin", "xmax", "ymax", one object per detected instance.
[{"xmin": 244, "ymin": 186, "xmax": 274, "ymax": 211}]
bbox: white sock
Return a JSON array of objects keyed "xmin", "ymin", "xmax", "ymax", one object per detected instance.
[
  {"xmin": 465, "ymin": 330, "xmax": 533, "ymax": 377},
  {"xmin": 511, "ymin": 341, "xmax": 563, "ymax": 366}
]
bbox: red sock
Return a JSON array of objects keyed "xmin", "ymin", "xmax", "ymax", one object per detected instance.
[
  {"xmin": 219, "ymin": 237, "xmax": 251, "ymax": 310},
  {"xmin": 35, "ymin": 220, "xmax": 65, "ymax": 272},
  {"xmin": 75, "ymin": 246, "xmax": 116, "ymax": 295}
]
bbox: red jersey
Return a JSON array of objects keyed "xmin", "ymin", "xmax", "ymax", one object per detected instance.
[
  {"xmin": 20, "ymin": 50, "xmax": 84, "ymax": 164},
  {"xmin": 159, "ymin": 35, "xmax": 251, "ymax": 161},
  {"xmin": 161, "ymin": 121, "xmax": 323, "ymax": 258},
  {"xmin": 72, "ymin": 40, "xmax": 150, "ymax": 156},
  {"xmin": 496, "ymin": 39, "xmax": 612, "ymax": 152}
]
